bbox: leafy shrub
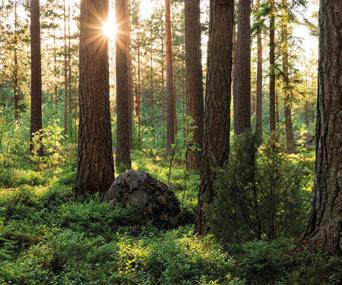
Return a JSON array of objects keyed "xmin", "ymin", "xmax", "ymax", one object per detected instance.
[
  {"xmin": 233, "ymin": 239, "xmax": 295, "ymax": 284},
  {"xmin": 57, "ymin": 199, "xmax": 142, "ymax": 237},
  {"xmin": 210, "ymin": 132, "xmax": 311, "ymax": 243}
]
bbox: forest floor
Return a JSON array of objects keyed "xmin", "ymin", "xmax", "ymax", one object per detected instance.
[{"xmin": 0, "ymin": 148, "xmax": 341, "ymax": 284}]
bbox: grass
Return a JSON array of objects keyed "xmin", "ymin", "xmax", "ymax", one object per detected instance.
[{"xmin": 0, "ymin": 147, "xmax": 341, "ymax": 284}]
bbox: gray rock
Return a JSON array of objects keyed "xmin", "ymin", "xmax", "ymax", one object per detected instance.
[{"xmin": 104, "ymin": 170, "xmax": 181, "ymax": 228}]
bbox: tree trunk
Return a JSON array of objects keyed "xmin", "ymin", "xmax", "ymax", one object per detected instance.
[
  {"xmin": 165, "ymin": 0, "xmax": 175, "ymax": 154},
  {"xmin": 53, "ymin": 30, "xmax": 58, "ymax": 111},
  {"xmin": 150, "ymin": 26, "xmax": 155, "ymax": 146},
  {"xmin": 30, "ymin": 0, "xmax": 43, "ymax": 155},
  {"xmin": 196, "ymin": 0, "xmax": 234, "ymax": 235},
  {"xmin": 127, "ymin": 5, "xmax": 133, "ymax": 150},
  {"xmin": 136, "ymin": 31, "xmax": 142, "ymax": 150},
  {"xmin": 63, "ymin": 0, "xmax": 69, "ymax": 135},
  {"xmin": 76, "ymin": 0, "xmax": 114, "ymax": 195},
  {"xmin": 281, "ymin": 0, "xmax": 295, "ymax": 153},
  {"xmin": 115, "ymin": 0, "xmax": 132, "ymax": 170},
  {"xmin": 68, "ymin": 2, "xmax": 73, "ymax": 136},
  {"xmin": 13, "ymin": 0, "xmax": 20, "ymax": 123},
  {"xmin": 255, "ymin": 0, "xmax": 263, "ymax": 141},
  {"xmin": 161, "ymin": 35, "xmax": 165, "ymax": 126},
  {"xmin": 234, "ymin": 0, "xmax": 251, "ymax": 135},
  {"xmin": 284, "ymin": 103, "xmax": 295, "ymax": 152},
  {"xmin": 269, "ymin": 0, "xmax": 276, "ymax": 133},
  {"xmin": 304, "ymin": 0, "xmax": 342, "ymax": 253},
  {"xmin": 275, "ymin": 92, "xmax": 280, "ymax": 124},
  {"xmin": 185, "ymin": 0, "xmax": 204, "ymax": 171}
]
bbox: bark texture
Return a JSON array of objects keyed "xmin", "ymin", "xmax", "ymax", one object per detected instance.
[
  {"xmin": 165, "ymin": 0, "xmax": 175, "ymax": 154},
  {"xmin": 281, "ymin": 0, "xmax": 295, "ymax": 153},
  {"xmin": 234, "ymin": 0, "xmax": 251, "ymax": 135},
  {"xmin": 185, "ymin": 0, "xmax": 204, "ymax": 170},
  {"xmin": 30, "ymin": 0, "xmax": 43, "ymax": 155},
  {"xmin": 196, "ymin": 0, "xmax": 234, "ymax": 235},
  {"xmin": 116, "ymin": 0, "xmax": 132, "ymax": 170},
  {"xmin": 63, "ymin": 0, "xmax": 69, "ymax": 135},
  {"xmin": 76, "ymin": 0, "xmax": 114, "ymax": 195},
  {"xmin": 269, "ymin": 0, "xmax": 276, "ymax": 133},
  {"xmin": 304, "ymin": 0, "xmax": 342, "ymax": 253},
  {"xmin": 255, "ymin": 0, "xmax": 263, "ymax": 141},
  {"xmin": 13, "ymin": 0, "xmax": 20, "ymax": 123}
]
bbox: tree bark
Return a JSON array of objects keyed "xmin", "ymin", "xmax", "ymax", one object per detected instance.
[
  {"xmin": 53, "ymin": 30, "xmax": 58, "ymax": 111},
  {"xmin": 127, "ymin": 5, "xmax": 133, "ymax": 150},
  {"xmin": 76, "ymin": 0, "xmax": 114, "ymax": 195},
  {"xmin": 63, "ymin": 0, "xmax": 69, "ymax": 135},
  {"xmin": 196, "ymin": 0, "xmax": 234, "ymax": 235},
  {"xmin": 234, "ymin": 0, "xmax": 251, "ymax": 135},
  {"xmin": 116, "ymin": 0, "xmax": 132, "ymax": 170},
  {"xmin": 281, "ymin": 0, "xmax": 295, "ymax": 153},
  {"xmin": 269, "ymin": 0, "xmax": 276, "ymax": 133},
  {"xmin": 68, "ymin": 2, "xmax": 73, "ymax": 136},
  {"xmin": 185, "ymin": 0, "xmax": 204, "ymax": 171},
  {"xmin": 304, "ymin": 0, "xmax": 342, "ymax": 253},
  {"xmin": 165, "ymin": 0, "xmax": 175, "ymax": 154},
  {"xmin": 136, "ymin": 31, "xmax": 142, "ymax": 150},
  {"xmin": 255, "ymin": 0, "xmax": 263, "ymax": 141},
  {"xmin": 30, "ymin": 0, "xmax": 43, "ymax": 155},
  {"xmin": 13, "ymin": 0, "xmax": 20, "ymax": 123}
]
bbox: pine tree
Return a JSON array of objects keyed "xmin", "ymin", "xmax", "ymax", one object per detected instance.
[
  {"xmin": 269, "ymin": 0, "xmax": 276, "ymax": 133},
  {"xmin": 280, "ymin": 0, "xmax": 295, "ymax": 153},
  {"xmin": 255, "ymin": 0, "xmax": 263, "ymax": 141},
  {"xmin": 197, "ymin": 0, "xmax": 234, "ymax": 235},
  {"xmin": 234, "ymin": 0, "xmax": 251, "ymax": 135},
  {"xmin": 76, "ymin": 0, "xmax": 114, "ymax": 195},
  {"xmin": 185, "ymin": 0, "xmax": 203, "ymax": 170},
  {"xmin": 116, "ymin": 0, "xmax": 132, "ymax": 170},
  {"xmin": 165, "ymin": 0, "xmax": 175, "ymax": 154},
  {"xmin": 304, "ymin": 0, "xmax": 342, "ymax": 253},
  {"xmin": 30, "ymin": 0, "xmax": 43, "ymax": 155}
]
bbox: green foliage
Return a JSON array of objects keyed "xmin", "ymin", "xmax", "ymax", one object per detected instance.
[
  {"xmin": 210, "ymin": 132, "xmax": 312, "ymax": 243},
  {"xmin": 233, "ymin": 239, "xmax": 295, "ymax": 283},
  {"xmin": 0, "ymin": 145, "xmax": 341, "ymax": 284}
]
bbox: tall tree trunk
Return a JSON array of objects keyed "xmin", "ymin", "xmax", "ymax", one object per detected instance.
[
  {"xmin": 115, "ymin": 0, "xmax": 132, "ymax": 170},
  {"xmin": 30, "ymin": 0, "xmax": 43, "ymax": 155},
  {"xmin": 165, "ymin": 0, "xmax": 175, "ymax": 154},
  {"xmin": 63, "ymin": 0, "xmax": 69, "ymax": 135},
  {"xmin": 269, "ymin": 0, "xmax": 276, "ymax": 133},
  {"xmin": 255, "ymin": 0, "xmax": 263, "ymax": 141},
  {"xmin": 196, "ymin": 0, "xmax": 234, "ymax": 235},
  {"xmin": 234, "ymin": 0, "xmax": 251, "ymax": 135},
  {"xmin": 150, "ymin": 25, "xmax": 155, "ymax": 146},
  {"xmin": 275, "ymin": 92, "xmax": 280, "ymax": 124},
  {"xmin": 232, "ymin": 25, "xmax": 237, "ymax": 133},
  {"xmin": 13, "ymin": 0, "xmax": 20, "ymax": 123},
  {"xmin": 185, "ymin": 0, "xmax": 204, "ymax": 171},
  {"xmin": 161, "ymin": 35, "xmax": 165, "ymax": 125},
  {"xmin": 281, "ymin": 0, "xmax": 295, "ymax": 153},
  {"xmin": 127, "ymin": 5, "xmax": 133, "ymax": 150},
  {"xmin": 53, "ymin": 30, "xmax": 58, "ymax": 111},
  {"xmin": 304, "ymin": 0, "xmax": 342, "ymax": 253},
  {"xmin": 68, "ymin": 1, "xmax": 73, "ymax": 136},
  {"xmin": 76, "ymin": 0, "xmax": 114, "ymax": 195},
  {"xmin": 136, "ymin": 31, "xmax": 142, "ymax": 149}
]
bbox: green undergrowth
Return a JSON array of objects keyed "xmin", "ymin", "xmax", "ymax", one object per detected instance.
[{"xmin": 0, "ymin": 148, "xmax": 340, "ymax": 284}]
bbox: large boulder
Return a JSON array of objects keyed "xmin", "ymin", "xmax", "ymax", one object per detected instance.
[{"xmin": 104, "ymin": 170, "xmax": 181, "ymax": 228}]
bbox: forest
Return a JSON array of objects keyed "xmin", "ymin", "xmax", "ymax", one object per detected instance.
[{"xmin": 0, "ymin": 0, "xmax": 341, "ymax": 284}]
